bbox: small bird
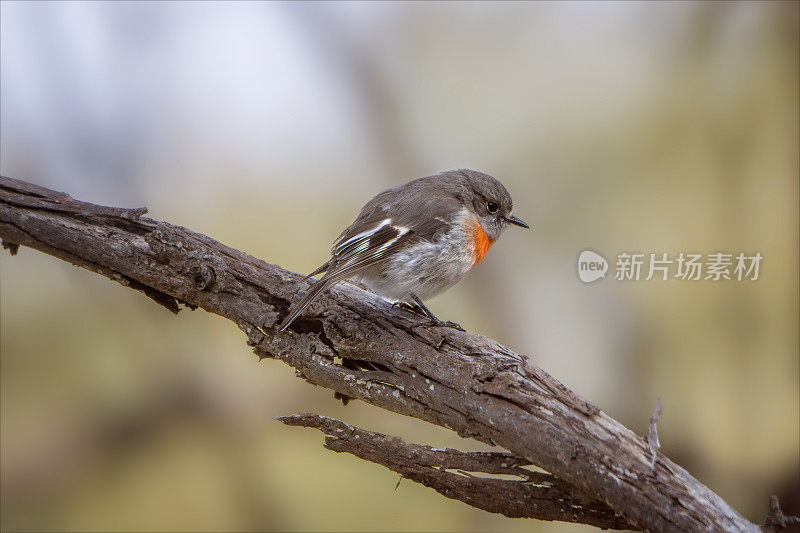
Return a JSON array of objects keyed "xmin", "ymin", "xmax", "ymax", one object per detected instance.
[{"xmin": 278, "ymin": 169, "xmax": 529, "ymax": 332}]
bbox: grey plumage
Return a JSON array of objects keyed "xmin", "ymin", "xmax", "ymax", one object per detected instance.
[{"xmin": 278, "ymin": 169, "xmax": 526, "ymax": 331}]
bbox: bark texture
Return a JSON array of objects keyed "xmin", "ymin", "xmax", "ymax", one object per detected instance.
[
  {"xmin": 0, "ymin": 175, "xmax": 783, "ymax": 532},
  {"xmin": 278, "ymin": 413, "xmax": 634, "ymax": 529}
]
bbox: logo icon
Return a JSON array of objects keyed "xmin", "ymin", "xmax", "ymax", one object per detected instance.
[{"xmin": 578, "ymin": 250, "xmax": 608, "ymax": 283}]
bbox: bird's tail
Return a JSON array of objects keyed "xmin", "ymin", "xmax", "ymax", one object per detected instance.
[
  {"xmin": 302, "ymin": 258, "xmax": 332, "ymax": 281},
  {"xmin": 278, "ymin": 275, "xmax": 339, "ymax": 332}
]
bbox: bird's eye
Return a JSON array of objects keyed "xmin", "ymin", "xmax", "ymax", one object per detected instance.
[{"xmin": 487, "ymin": 201, "xmax": 499, "ymax": 213}]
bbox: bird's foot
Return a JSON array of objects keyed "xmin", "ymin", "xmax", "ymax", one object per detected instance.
[
  {"xmin": 392, "ymin": 297, "xmax": 464, "ymax": 331},
  {"xmin": 428, "ymin": 318, "xmax": 465, "ymax": 332},
  {"xmin": 393, "ymin": 298, "xmax": 465, "ymax": 332}
]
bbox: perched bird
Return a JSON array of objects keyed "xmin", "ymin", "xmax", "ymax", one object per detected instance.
[{"xmin": 278, "ymin": 169, "xmax": 528, "ymax": 331}]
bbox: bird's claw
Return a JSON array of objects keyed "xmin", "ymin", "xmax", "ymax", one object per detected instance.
[
  {"xmin": 429, "ymin": 319, "xmax": 465, "ymax": 332},
  {"xmin": 392, "ymin": 298, "xmax": 464, "ymax": 331}
]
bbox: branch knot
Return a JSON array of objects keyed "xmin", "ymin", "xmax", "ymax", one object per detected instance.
[{"xmin": 187, "ymin": 261, "xmax": 216, "ymax": 291}]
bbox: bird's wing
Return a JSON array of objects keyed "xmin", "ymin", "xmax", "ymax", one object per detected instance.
[
  {"xmin": 279, "ymin": 187, "xmax": 462, "ymax": 331},
  {"xmin": 326, "ymin": 218, "xmax": 415, "ymax": 280},
  {"xmin": 279, "ymin": 218, "xmax": 419, "ymax": 331}
]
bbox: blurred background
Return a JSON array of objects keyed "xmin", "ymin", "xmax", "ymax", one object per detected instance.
[{"xmin": 1, "ymin": 1, "xmax": 797, "ymax": 531}]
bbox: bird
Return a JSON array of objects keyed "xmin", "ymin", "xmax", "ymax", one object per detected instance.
[{"xmin": 278, "ymin": 169, "xmax": 529, "ymax": 332}]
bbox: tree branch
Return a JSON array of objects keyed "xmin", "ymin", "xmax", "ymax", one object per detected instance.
[
  {"xmin": 277, "ymin": 413, "xmax": 634, "ymax": 529},
  {"xmin": 0, "ymin": 175, "xmax": 789, "ymax": 531}
]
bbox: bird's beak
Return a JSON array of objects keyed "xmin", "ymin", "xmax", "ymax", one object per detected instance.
[{"xmin": 506, "ymin": 214, "xmax": 530, "ymax": 229}]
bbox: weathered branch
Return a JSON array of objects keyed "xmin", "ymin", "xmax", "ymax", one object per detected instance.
[
  {"xmin": 763, "ymin": 496, "xmax": 800, "ymax": 531},
  {"xmin": 0, "ymin": 175, "xmax": 788, "ymax": 531},
  {"xmin": 278, "ymin": 413, "xmax": 634, "ymax": 529}
]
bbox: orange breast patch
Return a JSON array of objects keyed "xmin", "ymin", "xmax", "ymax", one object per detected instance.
[{"xmin": 470, "ymin": 218, "xmax": 494, "ymax": 265}]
